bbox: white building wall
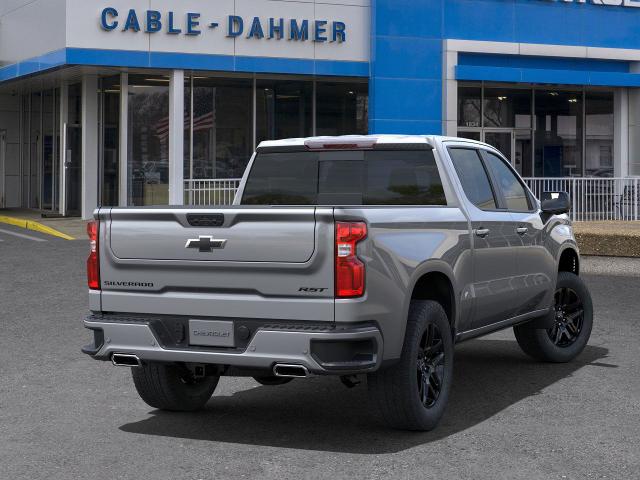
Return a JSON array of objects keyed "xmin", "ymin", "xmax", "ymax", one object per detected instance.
[
  {"xmin": 65, "ymin": 0, "xmax": 370, "ymax": 62},
  {"xmin": 0, "ymin": 0, "xmax": 66, "ymax": 65}
]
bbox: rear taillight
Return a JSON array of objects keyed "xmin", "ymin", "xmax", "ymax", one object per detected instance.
[
  {"xmin": 335, "ymin": 222, "xmax": 367, "ymax": 298},
  {"xmin": 87, "ymin": 221, "xmax": 100, "ymax": 290}
]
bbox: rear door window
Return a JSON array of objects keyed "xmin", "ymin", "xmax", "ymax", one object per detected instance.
[
  {"xmin": 241, "ymin": 150, "xmax": 447, "ymax": 206},
  {"xmin": 448, "ymin": 147, "xmax": 498, "ymax": 210}
]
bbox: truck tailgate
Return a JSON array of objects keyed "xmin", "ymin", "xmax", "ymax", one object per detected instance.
[
  {"xmin": 109, "ymin": 208, "xmax": 316, "ymax": 263},
  {"xmin": 98, "ymin": 207, "xmax": 335, "ymax": 321}
]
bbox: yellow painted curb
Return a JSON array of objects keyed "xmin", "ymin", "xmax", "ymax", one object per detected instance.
[{"xmin": 0, "ymin": 215, "xmax": 76, "ymax": 240}]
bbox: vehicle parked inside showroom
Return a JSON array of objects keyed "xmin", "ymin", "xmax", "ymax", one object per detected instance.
[{"xmin": 82, "ymin": 135, "xmax": 593, "ymax": 431}]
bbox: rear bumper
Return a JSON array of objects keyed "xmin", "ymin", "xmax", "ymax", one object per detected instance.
[{"xmin": 82, "ymin": 315, "xmax": 383, "ymax": 375}]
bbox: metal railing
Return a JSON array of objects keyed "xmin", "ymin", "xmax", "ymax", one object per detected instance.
[
  {"xmin": 183, "ymin": 176, "xmax": 640, "ymax": 221},
  {"xmin": 523, "ymin": 177, "xmax": 640, "ymax": 222},
  {"xmin": 184, "ymin": 178, "xmax": 241, "ymax": 206}
]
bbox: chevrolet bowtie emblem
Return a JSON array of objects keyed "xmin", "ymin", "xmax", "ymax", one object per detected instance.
[{"xmin": 185, "ymin": 236, "xmax": 227, "ymax": 252}]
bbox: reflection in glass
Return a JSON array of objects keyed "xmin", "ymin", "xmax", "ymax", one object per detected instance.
[
  {"xmin": 185, "ymin": 77, "xmax": 253, "ymax": 180},
  {"xmin": 483, "ymin": 131, "xmax": 512, "ymax": 160},
  {"xmin": 585, "ymin": 92, "xmax": 614, "ymax": 177},
  {"xmin": 483, "ymin": 87, "xmax": 531, "ymax": 128},
  {"xmin": 534, "ymin": 90, "xmax": 583, "ymax": 177},
  {"xmin": 128, "ymin": 75, "xmax": 170, "ymax": 206},
  {"xmin": 316, "ymin": 81, "xmax": 368, "ymax": 136},
  {"xmin": 256, "ymin": 80, "xmax": 313, "ymax": 143},
  {"xmin": 515, "ymin": 130, "xmax": 532, "ymax": 177},
  {"xmin": 458, "ymin": 85, "xmax": 481, "ymax": 128},
  {"xmin": 457, "ymin": 131, "xmax": 481, "ymax": 141},
  {"xmin": 100, "ymin": 76, "xmax": 120, "ymax": 206}
]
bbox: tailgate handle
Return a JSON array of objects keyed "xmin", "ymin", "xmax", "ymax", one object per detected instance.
[{"xmin": 187, "ymin": 213, "xmax": 225, "ymax": 227}]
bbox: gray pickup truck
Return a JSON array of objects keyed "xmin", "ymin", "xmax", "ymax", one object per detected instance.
[{"xmin": 82, "ymin": 135, "xmax": 593, "ymax": 431}]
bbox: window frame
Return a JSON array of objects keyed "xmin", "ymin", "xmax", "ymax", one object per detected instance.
[
  {"xmin": 446, "ymin": 146, "xmax": 502, "ymax": 212},
  {"xmin": 478, "ymin": 147, "xmax": 537, "ymax": 213}
]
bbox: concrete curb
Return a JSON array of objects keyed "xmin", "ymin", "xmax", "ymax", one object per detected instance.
[{"xmin": 0, "ymin": 215, "xmax": 76, "ymax": 240}]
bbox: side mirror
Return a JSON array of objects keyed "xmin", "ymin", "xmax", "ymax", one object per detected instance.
[{"xmin": 541, "ymin": 191, "xmax": 571, "ymax": 215}]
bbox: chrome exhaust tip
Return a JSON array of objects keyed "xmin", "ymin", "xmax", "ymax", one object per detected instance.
[
  {"xmin": 273, "ymin": 364, "xmax": 309, "ymax": 378},
  {"xmin": 111, "ymin": 353, "xmax": 141, "ymax": 367}
]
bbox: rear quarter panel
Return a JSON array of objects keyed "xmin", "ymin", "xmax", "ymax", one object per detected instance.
[{"xmin": 334, "ymin": 206, "xmax": 473, "ymax": 360}]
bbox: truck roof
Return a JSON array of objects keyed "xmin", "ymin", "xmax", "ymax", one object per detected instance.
[{"xmin": 257, "ymin": 134, "xmax": 488, "ymax": 150}]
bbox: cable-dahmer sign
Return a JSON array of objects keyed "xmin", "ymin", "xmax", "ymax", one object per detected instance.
[{"xmin": 99, "ymin": 7, "xmax": 347, "ymax": 43}]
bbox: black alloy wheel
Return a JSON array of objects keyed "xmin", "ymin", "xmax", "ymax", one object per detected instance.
[
  {"xmin": 417, "ymin": 323, "xmax": 446, "ymax": 408},
  {"xmin": 548, "ymin": 286, "xmax": 584, "ymax": 348},
  {"xmin": 514, "ymin": 271, "xmax": 593, "ymax": 363}
]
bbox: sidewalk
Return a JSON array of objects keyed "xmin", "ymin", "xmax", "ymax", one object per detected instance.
[
  {"xmin": 573, "ymin": 221, "xmax": 640, "ymax": 258},
  {"xmin": 0, "ymin": 208, "xmax": 86, "ymax": 240}
]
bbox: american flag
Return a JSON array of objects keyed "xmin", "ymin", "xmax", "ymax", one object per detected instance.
[{"xmin": 155, "ymin": 111, "xmax": 215, "ymax": 141}]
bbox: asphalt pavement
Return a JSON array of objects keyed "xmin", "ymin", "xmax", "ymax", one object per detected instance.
[{"xmin": 1, "ymin": 227, "xmax": 638, "ymax": 480}]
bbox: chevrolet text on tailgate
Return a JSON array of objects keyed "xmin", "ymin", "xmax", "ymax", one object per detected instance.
[{"xmin": 82, "ymin": 135, "xmax": 593, "ymax": 431}]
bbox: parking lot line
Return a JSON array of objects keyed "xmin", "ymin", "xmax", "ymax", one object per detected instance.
[{"xmin": 0, "ymin": 227, "xmax": 47, "ymax": 242}]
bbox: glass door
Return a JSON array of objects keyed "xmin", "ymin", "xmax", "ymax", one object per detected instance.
[
  {"xmin": 62, "ymin": 84, "xmax": 82, "ymax": 216},
  {"xmin": 483, "ymin": 130, "xmax": 513, "ymax": 162},
  {"xmin": 63, "ymin": 123, "xmax": 82, "ymax": 216},
  {"xmin": 0, "ymin": 130, "xmax": 5, "ymax": 208}
]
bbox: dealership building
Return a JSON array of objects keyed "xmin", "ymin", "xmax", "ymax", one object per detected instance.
[{"xmin": 1, "ymin": 0, "xmax": 640, "ymax": 219}]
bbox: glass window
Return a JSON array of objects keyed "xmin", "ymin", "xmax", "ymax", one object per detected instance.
[
  {"xmin": 128, "ymin": 75, "xmax": 170, "ymax": 206},
  {"xmin": 316, "ymin": 81, "xmax": 368, "ymax": 136},
  {"xmin": 458, "ymin": 85, "xmax": 481, "ymax": 128},
  {"xmin": 100, "ymin": 76, "xmax": 120, "ymax": 206},
  {"xmin": 534, "ymin": 90, "xmax": 583, "ymax": 177},
  {"xmin": 457, "ymin": 131, "xmax": 481, "ymax": 141},
  {"xmin": 448, "ymin": 148, "xmax": 497, "ymax": 210},
  {"xmin": 185, "ymin": 77, "xmax": 253, "ymax": 180},
  {"xmin": 241, "ymin": 150, "xmax": 446, "ymax": 206},
  {"xmin": 242, "ymin": 152, "xmax": 319, "ymax": 205},
  {"xmin": 483, "ymin": 151, "xmax": 531, "ymax": 211},
  {"xmin": 483, "ymin": 87, "xmax": 531, "ymax": 128},
  {"xmin": 256, "ymin": 80, "xmax": 313, "ymax": 143},
  {"xmin": 29, "ymin": 92, "xmax": 40, "ymax": 208},
  {"xmin": 585, "ymin": 91, "xmax": 614, "ymax": 177},
  {"xmin": 42, "ymin": 89, "xmax": 55, "ymax": 211},
  {"xmin": 68, "ymin": 83, "xmax": 82, "ymax": 126}
]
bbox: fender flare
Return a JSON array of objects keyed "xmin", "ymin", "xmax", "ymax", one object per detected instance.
[
  {"xmin": 398, "ymin": 259, "xmax": 460, "ymax": 343},
  {"xmin": 557, "ymin": 242, "xmax": 580, "ymax": 275}
]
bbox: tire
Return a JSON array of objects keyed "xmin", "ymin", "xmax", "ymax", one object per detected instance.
[
  {"xmin": 131, "ymin": 362, "xmax": 220, "ymax": 411},
  {"xmin": 514, "ymin": 271, "xmax": 593, "ymax": 363},
  {"xmin": 367, "ymin": 300, "xmax": 454, "ymax": 431},
  {"xmin": 253, "ymin": 376, "xmax": 293, "ymax": 386}
]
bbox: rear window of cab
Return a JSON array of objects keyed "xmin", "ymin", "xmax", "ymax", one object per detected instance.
[{"xmin": 240, "ymin": 150, "xmax": 447, "ymax": 206}]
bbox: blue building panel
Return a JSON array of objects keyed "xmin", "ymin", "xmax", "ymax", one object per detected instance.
[{"xmin": 369, "ymin": 0, "xmax": 640, "ymax": 135}]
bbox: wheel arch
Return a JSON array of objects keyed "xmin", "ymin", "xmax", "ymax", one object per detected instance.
[
  {"xmin": 403, "ymin": 261, "xmax": 459, "ymax": 340},
  {"xmin": 558, "ymin": 246, "xmax": 580, "ymax": 275}
]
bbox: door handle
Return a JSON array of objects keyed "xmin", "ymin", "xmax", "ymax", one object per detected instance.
[
  {"xmin": 516, "ymin": 227, "xmax": 528, "ymax": 235},
  {"xmin": 474, "ymin": 227, "xmax": 490, "ymax": 238}
]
